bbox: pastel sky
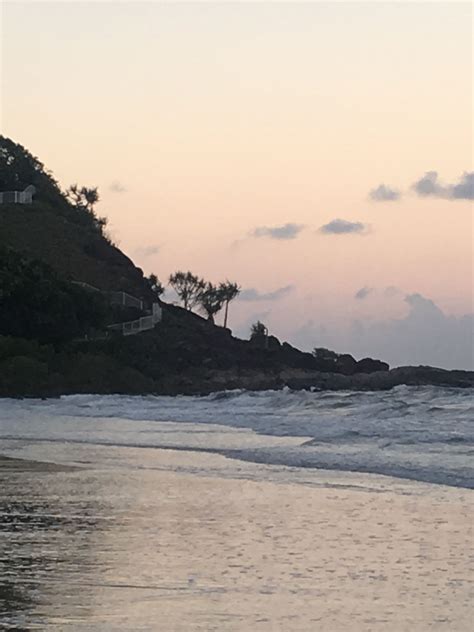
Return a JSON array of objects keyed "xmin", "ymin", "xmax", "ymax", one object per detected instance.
[{"xmin": 1, "ymin": 1, "xmax": 473, "ymax": 368}]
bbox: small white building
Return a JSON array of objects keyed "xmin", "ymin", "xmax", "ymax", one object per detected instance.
[{"xmin": 0, "ymin": 185, "xmax": 36, "ymax": 204}]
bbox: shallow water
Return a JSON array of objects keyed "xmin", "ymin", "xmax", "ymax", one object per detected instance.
[
  {"xmin": 1, "ymin": 446, "xmax": 473, "ymax": 631},
  {"xmin": 0, "ymin": 389, "xmax": 473, "ymax": 629},
  {"xmin": 0, "ymin": 386, "xmax": 473, "ymax": 487}
]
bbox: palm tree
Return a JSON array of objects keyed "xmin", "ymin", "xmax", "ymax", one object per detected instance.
[
  {"xmin": 219, "ymin": 281, "xmax": 240, "ymax": 328},
  {"xmin": 81, "ymin": 186, "xmax": 100, "ymax": 212},
  {"xmin": 198, "ymin": 283, "xmax": 224, "ymax": 323},
  {"xmin": 66, "ymin": 184, "xmax": 99, "ymax": 212},
  {"xmin": 169, "ymin": 271, "xmax": 205, "ymax": 311}
]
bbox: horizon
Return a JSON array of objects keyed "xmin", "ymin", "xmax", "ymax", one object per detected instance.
[{"xmin": 1, "ymin": 1, "xmax": 472, "ymax": 369}]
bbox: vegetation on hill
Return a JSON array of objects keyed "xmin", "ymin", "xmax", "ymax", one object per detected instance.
[
  {"xmin": 5, "ymin": 135, "xmax": 467, "ymax": 397},
  {"xmin": 0, "ymin": 136, "xmax": 153, "ymax": 299},
  {"xmin": 0, "ymin": 247, "xmax": 109, "ymax": 343}
]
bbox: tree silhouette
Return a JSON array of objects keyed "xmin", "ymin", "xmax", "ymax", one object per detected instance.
[
  {"xmin": 66, "ymin": 184, "xmax": 100, "ymax": 212},
  {"xmin": 0, "ymin": 135, "xmax": 65, "ymax": 208},
  {"xmin": 0, "ymin": 247, "xmax": 108, "ymax": 343},
  {"xmin": 250, "ymin": 320, "xmax": 267, "ymax": 338},
  {"xmin": 83, "ymin": 187, "xmax": 99, "ymax": 211},
  {"xmin": 219, "ymin": 281, "xmax": 240, "ymax": 328},
  {"xmin": 168, "ymin": 271, "xmax": 205, "ymax": 311},
  {"xmin": 146, "ymin": 273, "xmax": 164, "ymax": 299},
  {"xmin": 198, "ymin": 283, "xmax": 224, "ymax": 323},
  {"xmin": 66, "ymin": 184, "xmax": 107, "ymax": 236},
  {"xmin": 250, "ymin": 321, "xmax": 269, "ymax": 348}
]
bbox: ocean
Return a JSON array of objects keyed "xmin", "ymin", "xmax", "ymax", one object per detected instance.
[
  {"xmin": 0, "ymin": 387, "xmax": 473, "ymax": 630},
  {"xmin": 1, "ymin": 386, "xmax": 473, "ymax": 488}
]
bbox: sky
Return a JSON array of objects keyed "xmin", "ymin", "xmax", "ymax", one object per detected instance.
[{"xmin": 1, "ymin": 1, "xmax": 473, "ymax": 369}]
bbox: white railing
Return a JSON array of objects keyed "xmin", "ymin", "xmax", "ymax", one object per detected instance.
[
  {"xmin": 71, "ymin": 280, "xmax": 162, "ymax": 337},
  {"xmin": 108, "ymin": 291, "xmax": 144, "ymax": 310},
  {"xmin": 0, "ymin": 187, "xmax": 35, "ymax": 204},
  {"xmin": 108, "ymin": 315, "xmax": 155, "ymax": 336},
  {"xmin": 72, "ymin": 281, "xmax": 101, "ymax": 293}
]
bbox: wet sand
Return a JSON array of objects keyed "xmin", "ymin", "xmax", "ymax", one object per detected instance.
[
  {"xmin": 0, "ymin": 454, "xmax": 77, "ymax": 471},
  {"xmin": 1, "ymin": 447, "xmax": 472, "ymax": 630}
]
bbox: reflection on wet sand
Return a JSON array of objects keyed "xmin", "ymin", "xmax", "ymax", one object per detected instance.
[
  {"xmin": 0, "ymin": 466, "xmax": 105, "ymax": 630},
  {"xmin": 0, "ymin": 449, "xmax": 473, "ymax": 631}
]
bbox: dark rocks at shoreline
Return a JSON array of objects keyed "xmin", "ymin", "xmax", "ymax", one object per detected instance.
[{"xmin": 154, "ymin": 365, "xmax": 474, "ymax": 396}]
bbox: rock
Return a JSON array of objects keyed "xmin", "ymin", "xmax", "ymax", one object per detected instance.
[
  {"xmin": 335, "ymin": 354, "xmax": 358, "ymax": 375},
  {"xmin": 356, "ymin": 357, "xmax": 390, "ymax": 373},
  {"xmin": 267, "ymin": 335, "xmax": 281, "ymax": 351}
]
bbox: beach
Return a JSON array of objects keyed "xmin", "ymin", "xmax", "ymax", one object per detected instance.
[{"xmin": 1, "ymin": 445, "xmax": 472, "ymax": 631}]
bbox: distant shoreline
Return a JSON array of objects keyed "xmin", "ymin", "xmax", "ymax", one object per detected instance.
[{"xmin": 0, "ymin": 363, "xmax": 473, "ymax": 399}]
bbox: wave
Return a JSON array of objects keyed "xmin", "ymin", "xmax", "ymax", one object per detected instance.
[{"xmin": 0, "ymin": 385, "xmax": 473, "ymax": 489}]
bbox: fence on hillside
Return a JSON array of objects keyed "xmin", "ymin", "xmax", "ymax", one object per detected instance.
[
  {"xmin": 71, "ymin": 280, "xmax": 162, "ymax": 337},
  {"xmin": 107, "ymin": 315, "xmax": 155, "ymax": 336},
  {"xmin": 0, "ymin": 185, "xmax": 36, "ymax": 204},
  {"xmin": 108, "ymin": 291, "xmax": 144, "ymax": 311}
]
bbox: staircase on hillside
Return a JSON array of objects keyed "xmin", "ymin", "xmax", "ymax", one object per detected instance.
[{"xmin": 72, "ymin": 281, "xmax": 162, "ymax": 336}]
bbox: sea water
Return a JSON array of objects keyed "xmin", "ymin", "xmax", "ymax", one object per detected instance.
[
  {"xmin": 0, "ymin": 386, "xmax": 473, "ymax": 488},
  {"xmin": 0, "ymin": 387, "xmax": 473, "ymax": 630}
]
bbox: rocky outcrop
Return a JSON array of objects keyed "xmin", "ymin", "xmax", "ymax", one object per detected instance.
[
  {"xmin": 356, "ymin": 357, "xmax": 390, "ymax": 373},
  {"xmin": 154, "ymin": 365, "xmax": 474, "ymax": 396}
]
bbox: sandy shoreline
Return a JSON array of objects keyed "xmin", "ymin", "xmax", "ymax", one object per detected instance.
[
  {"xmin": 0, "ymin": 454, "xmax": 78, "ymax": 472},
  {"xmin": 1, "ymin": 445, "xmax": 473, "ymax": 630}
]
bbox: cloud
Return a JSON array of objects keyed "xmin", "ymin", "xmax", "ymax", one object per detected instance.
[
  {"xmin": 369, "ymin": 184, "xmax": 400, "ymax": 202},
  {"xmin": 239, "ymin": 285, "xmax": 295, "ymax": 302},
  {"xmin": 252, "ymin": 223, "xmax": 305, "ymax": 240},
  {"xmin": 412, "ymin": 171, "xmax": 444, "ymax": 197},
  {"xmin": 134, "ymin": 245, "xmax": 161, "ymax": 257},
  {"xmin": 413, "ymin": 171, "xmax": 474, "ymax": 200},
  {"xmin": 318, "ymin": 219, "xmax": 368, "ymax": 235},
  {"xmin": 450, "ymin": 172, "xmax": 474, "ymax": 200},
  {"xmin": 290, "ymin": 293, "xmax": 473, "ymax": 370},
  {"xmin": 384, "ymin": 285, "xmax": 401, "ymax": 297},
  {"xmin": 109, "ymin": 181, "xmax": 127, "ymax": 193},
  {"xmin": 354, "ymin": 286, "xmax": 373, "ymax": 300}
]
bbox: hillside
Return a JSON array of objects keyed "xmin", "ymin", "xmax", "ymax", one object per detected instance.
[
  {"xmin": 0, "ymin": 202, "xmax": 153, "ymax": 299},
  {"xmin": 1, "ymin": 136, "xmax": 472, "ymax": 397},
  {"xmin": 0, "ymin": 136, "xmax": 152, "ymax": 300}
]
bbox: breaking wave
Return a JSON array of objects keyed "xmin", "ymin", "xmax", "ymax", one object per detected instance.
[{"xmin": 0, "ymin": 386, "xmax": 473, "ymax": 488}]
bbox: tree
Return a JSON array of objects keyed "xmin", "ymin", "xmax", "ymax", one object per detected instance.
[
  {"xmin": 219, "ymin": 281, "xmax": 240, "ymax": 328},
  {"xmin": 250, "ymin": 321, "xmax": 269, "ymax": 349},
  {"xmin": 168, "ymin": 271, "xmax": 205, "ymax": 311},
  {"xmin": 198, "ymin": 283, "xmax": 224, "ymax": 323},
  {"xmin": 250, "ymin": 321, "xmax": 268, "ymax": 342},
  {"xmin": 82, "ymin": 186, "xmax": 100, "ymax": 211},
  {"xmin": 66, "ymin": 184, "xmax": 107, "ymax": 236},
  {"xmin": 66, "ymin": 184, "xmax": 99, "ymax": 212},
  {"xmin": 0, "ymin": 135, "xmax": 65, "ymax": 208},
  {"xmin": 250, "ymin": 320, "xmax": 267, "ymax": 338},
  {"xmin": 146, "ymin": 273, "xmax": 165, "ymax": 299},
  {"xmin": 312, "ymin": 347, "xmax": 339, "ymax": 361},
  {"xmin": 0, "ymin": 247, "xmax": 109, "ymax": 343}
]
